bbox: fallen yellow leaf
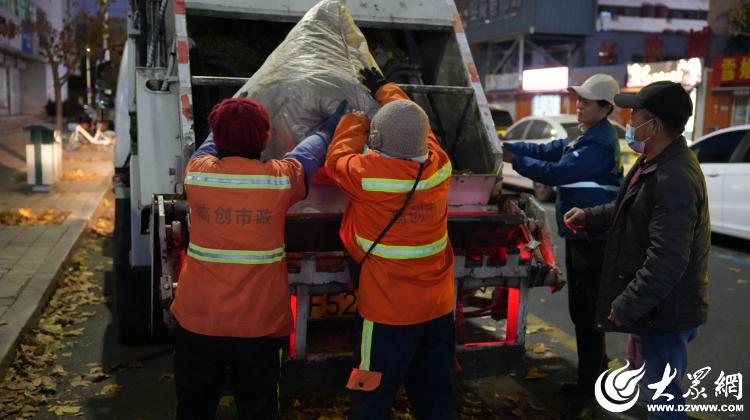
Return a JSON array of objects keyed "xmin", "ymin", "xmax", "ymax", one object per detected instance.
[
  {"xmin": 20, "ymin": 405, "xmax": 38, "ymax": 418},
  {"xmin": 0, "ymin": 208, "xmax": 69, "ymax": 226},
  {"xmin": 90, "ymin": 217, "xmax": 114, "ymax": 235},
  {"xmin": 527, "ymin": 324, "xmax": 554, "ymax": 334},
  {"xmin": 52, "ymin": 365, "xmax": 66, "ymax": 376},
  {"xmin": 60, "ymin": 169, "xmax": 100, "ymax": 182},
  {"xmin": 63, "ymin": 327, "xmax": 85, "ymax": 337},
  {"xmin": 48, "ymin": 405, "xmax": 81, "ymax": 416},
  {"xmin": 525, "ymin": 367, "xmax": 548, "ymax": 380},
  {"xmin": 98, "ymin": 383, "xmax": 123, "ymax": 396},
  {"xmin": 70, "ymin": 377, "xmax": 91, "ymax": 388},
  {"xmin": 530, "ymin": 343, "xmax": 548, "ymax": 354}
]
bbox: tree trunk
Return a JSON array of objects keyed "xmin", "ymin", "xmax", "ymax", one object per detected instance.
[{"xmin": 51, "ymin": 62, "xmax": 63, "ymax": 133}]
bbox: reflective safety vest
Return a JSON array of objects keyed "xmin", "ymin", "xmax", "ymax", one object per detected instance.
[
  {"xmin": 325, "ymin": 83, "xmax": 455, "ymax": 326},
  {"xmin": 171, "ymin": 155, "xmax": 306, "ymax": 338}
]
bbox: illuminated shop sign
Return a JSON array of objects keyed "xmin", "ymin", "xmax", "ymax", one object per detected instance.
[
  {"xmin": 627, "ymin": 58, "xmax": 702, "ymax": 89},
  {"xmin": 522, "ymin": 67, "xmax": 569, "ymax": 92}
]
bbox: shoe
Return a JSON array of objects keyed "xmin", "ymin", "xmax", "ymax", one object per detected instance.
[
  {"xmin": 559, "ymin": 382, "xmax": 578, "ymax": 398},
  {"xmin": 562, "ymin": 397, "xmax": 600, "ymax": 420}
]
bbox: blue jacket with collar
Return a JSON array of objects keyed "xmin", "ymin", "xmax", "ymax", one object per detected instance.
[{"xmin": 504, "ymin": 118, "xmax": 622, "ymax": 239}]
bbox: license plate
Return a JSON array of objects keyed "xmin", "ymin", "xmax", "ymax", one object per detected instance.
[{"xmin": 309, "ymin": 292, "xmax": 357, "ymax": 319}]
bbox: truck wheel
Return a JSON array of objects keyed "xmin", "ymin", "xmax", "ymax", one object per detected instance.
[
  {"xmin": 115, "ymin": 265, "xmax": 151, "ymax": 344},
  {"xmin": 114, "ymin": 196, "xmax": 149, "ymax": 344},
  {"xmin": 533, "ymin": 182, "xmax": 555, "ymax": 203},
  {"xmin": 114, "ymin": 196, "xmax": 170, "ymax": 344}
]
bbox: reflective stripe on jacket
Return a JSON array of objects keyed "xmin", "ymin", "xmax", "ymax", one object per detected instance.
[
  {"xmin": 504, "ymin": 118, "xmax": 622, "ymax": 238},
  {"xmin": 325, "ymin": 83, "xmax": 455, "ymax": 326},
  {"xmin": 171, "ymin": 155, "xmax": 306, "ymax": 338}
]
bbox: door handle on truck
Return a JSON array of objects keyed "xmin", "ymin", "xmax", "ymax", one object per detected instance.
[{"xmin": 706, "ymin": 171, "xmax": 720, "ymax": 178}]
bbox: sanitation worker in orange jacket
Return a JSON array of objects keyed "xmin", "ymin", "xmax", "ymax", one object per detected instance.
[
  {"xmin": 171, "ymin": 97, "xmax": 346, "ymax": 420},
  {"xmin": 325, "ymin": 68, "xmax": 456, "ymax": 420}
]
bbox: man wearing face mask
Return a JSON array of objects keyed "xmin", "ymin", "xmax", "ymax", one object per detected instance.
[
  {"xmin": 564, "ymin": 81, "xmax": 710, "ymax": 419},
  {"xmin": 502, "ymin": 73, "xmax": 622, "ymax": 419}
]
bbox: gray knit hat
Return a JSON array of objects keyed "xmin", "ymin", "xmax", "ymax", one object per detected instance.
[{"xmin": 368, "ymin": 99, "xmax": 429, "ymax": 159}]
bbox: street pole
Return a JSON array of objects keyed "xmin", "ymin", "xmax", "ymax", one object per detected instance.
[
  {"xmin": 86, "ymin": 46, "xmax": 92, "ymax": 106},
  {"xmin": 103, "ymin": 0, "xmax": 109, "ymax": 61}
]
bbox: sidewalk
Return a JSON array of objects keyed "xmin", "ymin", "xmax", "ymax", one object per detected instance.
[{"xmin": 0, "ymin": 126, "xmax": 113, "ymax": 372}]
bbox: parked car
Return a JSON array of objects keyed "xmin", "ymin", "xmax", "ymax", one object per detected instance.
[
  {"xmin": 689, "ymin": 125, "xmax": 750, "ymax": 240},
  {"xmin": 500, "ymin": 115, "xmax": 636, "ymax": 201},
  {"xmin": 489, "ymin": 104, "xmax": 513, "ymax": 137}
]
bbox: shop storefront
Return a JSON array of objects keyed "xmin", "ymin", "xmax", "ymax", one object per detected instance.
[
  {"xmin": 521, "ymin": 66, "xmax": 569, "ymax": 117},
  {"xmin": 709, "ymin": 55, "xmax": 750, "ymax": 129},
  {"xmin": 625, "ymin": 57, "xmax": 703, "ymax": 141},
  {"xmin": 485, "ymin": 66, "xmax": 571, "ymax": 123},
  {"xmin": 0, "ymin": 51, "xmax": 23, "ymax": 116}
]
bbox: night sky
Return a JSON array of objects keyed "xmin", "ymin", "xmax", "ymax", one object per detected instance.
[{"xmin": 75, "ymin": 0, "xmax": 128, "ymax": 18}]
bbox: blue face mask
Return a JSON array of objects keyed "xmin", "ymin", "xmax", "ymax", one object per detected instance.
[{"xmin": 625, "ymin": 119, "xmax": 654, "ymax": 154}]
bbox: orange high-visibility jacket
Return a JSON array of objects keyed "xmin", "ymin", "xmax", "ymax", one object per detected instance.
[
  {"xmin": 325, "ymin": 83, "xmax": 455, "ymax": 326},
  {"xmin": 171, "ymin": 155, "xmax": 306, "ymax": 338}
]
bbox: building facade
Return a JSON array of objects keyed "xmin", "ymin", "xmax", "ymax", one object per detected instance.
[
  {"xmin": 463, "ymin": 0, "xmax": 726, "ymax": 140},
  {"xmin": 0, "ymin": 0, "xmax": 67, "ymax": 117}
]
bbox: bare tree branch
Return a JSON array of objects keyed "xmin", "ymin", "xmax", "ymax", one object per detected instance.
[
  {"xmin": 26, "ymin": 1, "xmax": 107, "ymax": 131},
  {"xmin": 727, "ymin": 0, "xmax": 750, "ymax": 38}
]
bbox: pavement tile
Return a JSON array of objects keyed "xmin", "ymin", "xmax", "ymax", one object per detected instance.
[
  {"xmin": 0, "ymin": 226, "xmax": 21, "ymax": 244},
  {"xmin": 23, "ymin": 241, "xmax": 55, "ymax": 253},
  {"xmin": 0, "ymin": 258, "xmax": 13, "ymax": 270},
  {"xmin": 18, "ymin": 249, "xmax": 52, "ymax": 261},
  {"xmin": 4, "ymin": 269, "xmax": 36, "ymax": 278},
  {"xmin": 16, "ymin": 253, "xmax": 47, "ymax": 263},
  {"xmin": 0, "ymin": 128, "xmax": 114, "ymax": 373},
  {"xmin": 7, "ymin": 227, "xmax": 44, "ymax": 246},
  {"xmin": 0, "ymin": 274, "xmax": 31, "ymax": 298},
  {"xmin": 0, "ymin": 299, "xmax": 12, "ymax": 319},
  {"xmin": 1, "ymin": 245, "xmax": 31, "ymax": 259}
]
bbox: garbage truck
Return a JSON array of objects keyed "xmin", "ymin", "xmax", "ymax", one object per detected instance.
[{"xmin": 113, "ymin": 0, "xmax": 562, "ymax": 380}]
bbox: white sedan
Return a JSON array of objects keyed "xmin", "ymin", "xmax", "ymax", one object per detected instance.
[
  {"xmin": 689, "ymin": 125, "xmax": 750, "ymax": 240},
  {"xmin": 500, "ymin": 115, "xmax": 634, "ymax": 201}
]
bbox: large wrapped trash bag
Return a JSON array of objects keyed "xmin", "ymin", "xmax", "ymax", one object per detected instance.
[{"xmin": 234, "ymin": 0, "xmax": 380, "ymax": 161}]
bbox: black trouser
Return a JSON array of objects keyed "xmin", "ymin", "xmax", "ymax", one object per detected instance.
[
  {"xmin": 349, "ymin": 313, "xmax": 457, "ymax": 420},
  {"xmin": 174, "ymin": 324, "xmax": 283, "ymax": 420},
  {"xmin": 565, "ymin": 239, "xmax": 608, "ymax": 399}
]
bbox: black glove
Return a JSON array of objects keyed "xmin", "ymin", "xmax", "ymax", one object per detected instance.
[{"xmin": 360, "ymin": 67, "xmax": 387, "ymax": 98}]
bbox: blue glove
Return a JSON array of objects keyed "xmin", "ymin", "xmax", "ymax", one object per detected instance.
[
  {"xmin": 285, "ymin": 131, "xmax": 330, "ymax": 183},
  {"xmin": 321, "ymin": 100, "xmax": 348, "ymax": 136}
]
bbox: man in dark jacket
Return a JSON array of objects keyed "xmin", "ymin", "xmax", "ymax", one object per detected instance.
[
  {"xmin": 503, "ymin": 74, "xmax": 622, "ymax": 419},
  {"xmin": 564, "ymin": 81, "xmax": 710, "ymax": 419}
]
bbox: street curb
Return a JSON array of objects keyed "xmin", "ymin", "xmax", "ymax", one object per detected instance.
[{"xmin": 0, "ymin": 169, "xmax": 113, "ymax": 376}]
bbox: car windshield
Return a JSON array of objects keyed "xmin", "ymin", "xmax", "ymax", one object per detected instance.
[
  {"xmin": 561, "ymin": 123, "xmax": 581, "ymax": 140},
  {"xmin": 491, "ymin": 109, "xmax": 513, "ymax": 127}
]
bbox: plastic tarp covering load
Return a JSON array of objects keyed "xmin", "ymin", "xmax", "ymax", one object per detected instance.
[{"xmin": 234, "ymin": 0, "xmax": 380, "ymax": 161}]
